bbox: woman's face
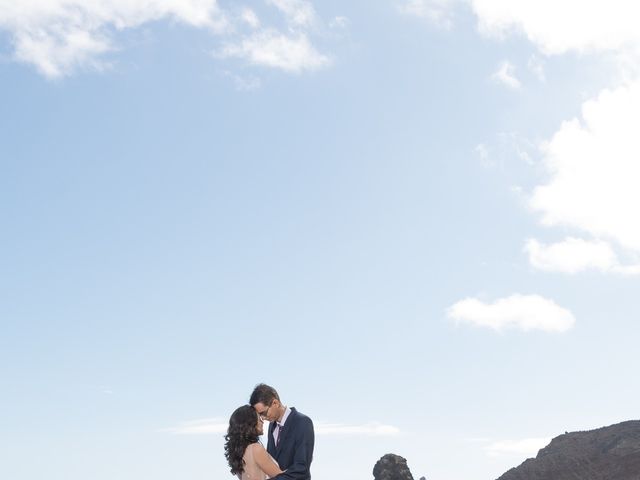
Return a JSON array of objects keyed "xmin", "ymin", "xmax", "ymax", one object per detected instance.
[{"xmin": 255, "ymin": 413, "xmax": 265, "ymax": 436}]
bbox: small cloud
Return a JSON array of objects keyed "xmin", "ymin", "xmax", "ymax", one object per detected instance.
[
  {"xmin": 477, "ymin": 132, "xmax": 537, "ymax": 170},
  {"xmin": 447, "ymin": 294, "xmax": 575, "ymax": 333},
  {"xmin": 316, "ymin": 422, "xmax": 400, "ymax": 436},
  {"xmin": 14, "ymin": 27, "xmax": 114, "ymax": 79},
  {"xmin": 525, "ymin": 237, "xmax": 640, "ymax": 275},
  {"xmin": 162, "ymin": 418, "xmax": 399, "ymax": 437},
  {"xmin": 398, "ymin": 0, "xmax": 456, "ymax": 29},
  {"xmin": 525, "ymin": 237, "xmax": 615, "ymax": 274},
  {"xmin": 611, "ymin": 263, "xmax": 640, "ymax": 275},
  {"xmin": 240, "ymin": 8, "xmax": 260, "ymax": 29},
  {"xmin": 162, "ymin": 418, "xmax": 227, "ymax": 435},
  {"xmin": 491, "ymin": 61, "xmax": 521, "ymax": 89},
  {"xmin": 464, "ymin": 436, "xmax": 492, "ymax": 443},
  {"xmin": 0, "ymin": 0, "xmax": 337, "ymax": 79},
  {"xmin": 0, "ymin": 0, "xmax": 229, "ymax": 78},
  {"xmin": 475, "ymin": 143, "xmax": 493, "ymax": 167},
  {"xmin": 485, "ymin": 437, "xmax": 551, "ymax": 457},
  {"xmin": 218, "ymin": 30, "xmax": 330, "ymax": 73},
  {"xmin": 266, "ymin": 0, "xmax": 318, "ymax": 28},
  {"xmin": 527, "ymin": 54, "xmax": 546, "ymax": 82},
  {"xmin": 223, "ymin": 70, "xmax": 262, "ymax": 91},
  {"xmin": 497, "ymin": 132, "xmax": 535, "ymax": 165},
  {"xmin": 329, "ymin": 16, "xmax": 350, "ymax": 29}
]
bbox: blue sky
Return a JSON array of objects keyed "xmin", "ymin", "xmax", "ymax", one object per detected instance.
[{"xmin": 2, "ymin": 1, "xmax": 640, "ymax": 479}]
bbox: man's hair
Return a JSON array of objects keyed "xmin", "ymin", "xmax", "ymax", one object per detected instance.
[{"xmin": 250, "ymin": 383, "xmax": 280, "ymax": 406}]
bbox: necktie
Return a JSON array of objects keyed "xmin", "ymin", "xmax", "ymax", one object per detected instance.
[{"xmin": 275, "ymin": 423, "xmax": 283, "ymax": 446}]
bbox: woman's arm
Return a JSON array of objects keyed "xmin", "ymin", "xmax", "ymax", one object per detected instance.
[{"xmin": 252, "ymin": 444, "xmax": 283, "ymax": 479}]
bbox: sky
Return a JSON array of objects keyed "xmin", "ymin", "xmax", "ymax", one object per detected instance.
[{"xmin": 1, "ymin": 1, "xmax": 640, "ymax": 479}]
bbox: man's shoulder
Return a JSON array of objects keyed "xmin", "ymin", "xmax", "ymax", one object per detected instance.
[
  {"xmin": 290, "ymin": 407, "xmax": 310, "ymax": 419},
  {"xmin": 290, "ymin": 408, "xmax": 314, "ymax": 427}
]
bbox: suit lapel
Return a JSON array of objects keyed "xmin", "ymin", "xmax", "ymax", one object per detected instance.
[{"xmin": 275, "ymin": 408, "xmax": 297, "ymax": 456}]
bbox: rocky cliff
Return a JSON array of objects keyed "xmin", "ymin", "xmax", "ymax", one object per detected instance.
[{"xmin": 496, "ymin": 420, "xmax": 640, "ymax": 480}]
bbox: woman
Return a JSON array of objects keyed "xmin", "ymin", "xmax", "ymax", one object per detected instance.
[{"xmin": 224, "ymin": 405, "xmax": 284, "ymax": 480}]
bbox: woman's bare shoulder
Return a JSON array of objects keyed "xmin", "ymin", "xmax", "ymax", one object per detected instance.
[{"xmin": 247, "ymin": 442, "xmax": 266, "ymax": 453}]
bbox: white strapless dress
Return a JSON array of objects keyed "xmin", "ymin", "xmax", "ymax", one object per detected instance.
[{"xmin": 238, "ymin": 443, "xmax": 279, "ymax": 480}]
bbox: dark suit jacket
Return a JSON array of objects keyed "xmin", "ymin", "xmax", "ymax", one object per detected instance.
[{"xmin": 267, "ymin": 407, "xmax": 314, "ymax": 480}]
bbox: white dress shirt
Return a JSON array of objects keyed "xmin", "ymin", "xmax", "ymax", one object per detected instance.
[{"xmin": 273, "ymin": 406, "xmax": 291, "ymax": 445}]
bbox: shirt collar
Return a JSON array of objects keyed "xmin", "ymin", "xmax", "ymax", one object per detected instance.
[{"xmin": 278, "ymin": 406, "xmax": 292, "ymax": 427}]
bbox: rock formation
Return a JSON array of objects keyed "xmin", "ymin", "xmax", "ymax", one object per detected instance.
[
  {"xmin": 373, "ymin": 453, "xmax": 415, "ymax": 480},
  {"xmin": 496, "ymin": 420, "xmax": 640, "ymax": 480}
]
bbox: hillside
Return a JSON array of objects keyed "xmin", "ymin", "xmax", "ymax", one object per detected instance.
[{"xmin": 496, "ymin": 420, "xmax": 640, "ymax": 480}]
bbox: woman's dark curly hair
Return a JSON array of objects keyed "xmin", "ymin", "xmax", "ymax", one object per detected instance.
[{"xmin": 224, "ymin": 405, "xmax": 260, "ymax": 476}]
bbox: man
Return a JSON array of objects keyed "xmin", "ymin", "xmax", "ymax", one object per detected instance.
[{"xmin": 250, "ymin": 383, "xmax": 314, "ymax": 480}]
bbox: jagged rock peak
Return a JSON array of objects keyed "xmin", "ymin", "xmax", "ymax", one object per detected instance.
[
  {"xmin": 373, "ymin": 453, "xmax": 415, "ymax": 480},
  {"xmin": 497, "ymin": 420, "xmax": 640, "ymax": 480}
]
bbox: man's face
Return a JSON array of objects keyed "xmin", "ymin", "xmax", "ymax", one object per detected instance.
[
  {"xmin": 254, "ymin": 399, "xmax": 280, "ymax": 423},
  {"xmin": 256, "ymin": 414, "xmax": 265, "ymax": 435}
]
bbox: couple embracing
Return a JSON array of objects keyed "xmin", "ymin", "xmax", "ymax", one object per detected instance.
[{"xmin": 224, "ymin": 384, "xmax": 314, "ymax": 480}]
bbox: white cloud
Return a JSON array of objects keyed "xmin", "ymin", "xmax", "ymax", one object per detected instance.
[
  {"xmin": 0, "ymin": 0, "xmax": 335, "ymax": 78},
  {"xmin": 240, "ymin": 7, "xmax": 260, "ymax": 29},
  {"xmin": 397, "ymin": 1, "xmax": 640, "ymax": 277},
  {"xmin": 12, "ymin": 27, "xmax": 114, "ymax": 78},
  {"xmin": 223, "ymin": 70, "xmax": 262, "ymax": 91},
  {"xmin": 530, "ymin": 81, "xmax": 640, "ymax": 253},
  {"xmin": 476, "ymin": 132, "xmax": 536, "ymax": 170},
  {"xmin": 0, "ymin": 0, "xmax": 228, "ymax": 78},
  {"xmin": 219, "ymin": 30, "xmax": 330, "ymax": 73},
  {"xmin": 470, "ymin": 0, "xmax": 640, "ymax": 56},
  {"xmin": 498, "ymin": 131, "xmax": 534, "ymax": 165},
  {"xmin": 220, "ymin": 1, "xmax": 330, "ymax": 74},
  {"xmin": 460, "ymin": 3, "xmax": 640, "ymax": 274},
  {"xmin": 162, "ymin": 418, "xmax": 399, "ymax": 436},
  {"xmin": 163, "ymin": 417, "xmax": 227, "ymax": 435},
  {"xmin": 527, "ymin": 54, "xmax": 545, "ymax": 82},
  {"xmin": 447, "ymin": 294, "xmax": 575, "ymax": 333},
  {"xmin": 485, "ymin": 437, "xmax": 550, "ymax": 457},
  {"xmin": 475, "ymin": 143, "xmax": 492, "ymax": 167},
  {"xmin": 527, "ymin": 238, "xmax": 599, "ymax": 273},
  {"xmin": 316, "ymin": 422, "xmax": 400, "ymax": 436},
  {"xmin": 266, "ymin": 0, "xmax": 317, "ymax": 28},
  {"xmin": 612, "ymin": 264, "xmax": 640, "ymax": 275},
  {"xmin": 397, "ymin": 1, "xmax": 640, "ymax": 61},
  {"xmin": 329, "ymin": 16, "xmax": 350, "ymax": 30},
  {"xmin": 525, "ymin": 238, "xmax": 616, "ymax": 273},
  {"xmin": 398, "ymin": 0, "xmax": 457, "ymax": 28},
  {"xmin": 525, "ymin": 238, "xmax": 640, "ymax": 275},
  {"xmin": 491, "ymin": 60, "xmax": 521, "ymax": 89}
]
